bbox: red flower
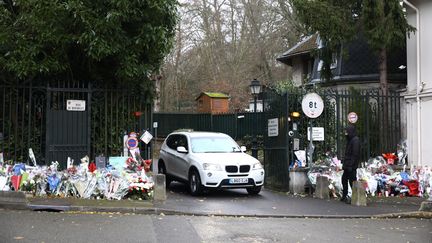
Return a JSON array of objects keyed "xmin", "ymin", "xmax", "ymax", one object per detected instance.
[
  {"xmin": 88, "ymin": 162, "xmax": 97, "ymax": 173},
  {"xmin": 133, "ymin": 111, "xmax": 143, "ymax": 117},
  {"xmin": 382, "ymin": 153, "xmax": 398, "ymax": 165}
]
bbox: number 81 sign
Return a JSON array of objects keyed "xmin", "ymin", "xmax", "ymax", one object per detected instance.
[{"xmin": 301, "ymin": 93, "xmax": 324, "ymax": 118}]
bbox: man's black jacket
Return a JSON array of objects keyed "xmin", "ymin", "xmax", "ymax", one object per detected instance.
[{"xmin": 343, "ymin": 125, "xmax": 360, "ymax": 170}]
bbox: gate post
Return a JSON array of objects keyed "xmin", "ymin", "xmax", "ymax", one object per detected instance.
[
  {"xmin": 87, "ymin": 83, "xmax": 92, "ymax": 158},
  {"xmin": 45, "ymin": 83, "xmax": 51, "ymax": 165}
]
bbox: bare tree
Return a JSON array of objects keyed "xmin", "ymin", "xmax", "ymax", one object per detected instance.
[{"xmin": 160, "ymin": 0, "xmax": 301, "ymax": 112}]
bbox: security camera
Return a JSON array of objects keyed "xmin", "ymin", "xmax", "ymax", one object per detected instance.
[{"xmin": 288, "ymin": 131, "xmax": 294, "ymax": 137}]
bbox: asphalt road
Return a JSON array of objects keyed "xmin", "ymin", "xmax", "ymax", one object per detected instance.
[
  {"xmin": 0, "ymin": 209, "xmax": 431, "ymax": 243},
  {"xmin": 155, "ymin": 182, "xmax": 423, "ymax": 217}
]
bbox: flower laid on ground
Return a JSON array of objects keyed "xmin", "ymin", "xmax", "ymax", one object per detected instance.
[
  {"xmin": 21, "ymin": 179, "xmax": 36, "ymax": 193},
  {"xmin": 382, "ymin": 153, "xmax": 398, "ymax": 165},
  {"xmin": 126, "ymin": 177, "xmax": 154, "ymax": 200},
  {"xmin": 0, "ymin": 158, "xmax": 155, "ymax": 201}
]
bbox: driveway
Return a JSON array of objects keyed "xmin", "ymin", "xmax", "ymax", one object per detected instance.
[{"xmin": 155, "ymin": 181, "xmax": 424, "ymax": 217}]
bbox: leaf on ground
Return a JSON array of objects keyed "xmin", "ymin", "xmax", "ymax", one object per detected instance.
[{"xmin": 13, "ymin": 236, "xmax": 24, "ymax": 240}]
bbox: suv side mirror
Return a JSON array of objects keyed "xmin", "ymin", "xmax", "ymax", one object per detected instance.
[
  {"xmin": 240, "ymin": 146, "xmax": 247, "ymax": 152},
  {"xmin": 177, "ymin": 146, "xmax": 188, "ymax": 153}
]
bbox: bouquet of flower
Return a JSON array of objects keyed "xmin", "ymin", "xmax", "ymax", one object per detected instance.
[
  {"xmin": 126, "ymin": 177, "xmax": 154, "ymax": 200},
  {"xmin": 126, "ymin": 157, "xmax": 139, "ymax": 171},
  {"xmin": 21, "ymin": 179, "xmax": 36, "ymax": 193},
  {"xmin": 382, "ymin": 153, "xmax": 398, "ymax": 165}
]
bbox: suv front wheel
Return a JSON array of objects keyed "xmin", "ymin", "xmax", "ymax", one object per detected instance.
[
  {"xmin": 246, "ymin": 186, "xmax": 262, "ymax": 195},
  {"xmin": 189, "ymin": 169, "xmax": 203, "ymax": 196}
]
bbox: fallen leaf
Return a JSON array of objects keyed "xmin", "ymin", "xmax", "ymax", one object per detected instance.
[{"xmin": 13, "ymin": 236, "xmax": 24, "ymax": 240}]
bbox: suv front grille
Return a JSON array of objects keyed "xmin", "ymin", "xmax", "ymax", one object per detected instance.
[
  {"xmin": 225, "ymin": 165, "xmax": 238, "ymax": 173},
  {"xmin": 239, "ymin": 165, "xmax": 250, "ymax": 172},
  {"xmin": 226, "ymin": 165, "xmax": 250, "ymax": 173}
]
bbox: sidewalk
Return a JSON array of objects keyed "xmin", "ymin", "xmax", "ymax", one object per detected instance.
[{"xmin": 1, "ymin": 188, "xmax": 431, "ymax": 219}]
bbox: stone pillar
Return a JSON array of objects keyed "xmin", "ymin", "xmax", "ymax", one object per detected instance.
[
  {"xmin": 315, "ymin": 176, "xmax": 330, "ymax": 199},
  {"xmin": 419, "ymin": 201, "xmax": 432, "ymax": 212},
  {"xmin": 289, "ymin": 168, "xmax": 309, "ymax": 194},
  {"xmin": 0, "ymin": 191, "xmax": 28, "ymax": 210},
  {"xmin": 153, "ymin": 174, "xmax": 166, "ymax": 201},
  {"xmin": 351, "ymin": 181, "xmax": 367, "ymax": 206}
]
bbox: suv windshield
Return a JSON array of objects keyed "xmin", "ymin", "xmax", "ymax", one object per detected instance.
[{"xmin": 191, "ymin": 136, "xmax": 240, "ymax": 153}]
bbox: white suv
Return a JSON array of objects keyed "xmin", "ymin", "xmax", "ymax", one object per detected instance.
[{"xmin": 158, "ymin": 131, "xmax": 265, "ymax": 195}]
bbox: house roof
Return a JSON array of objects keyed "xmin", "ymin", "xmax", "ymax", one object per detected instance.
[
  {"xmin": 195, "ymin": 92, "xmax": 229, "ymax": 100},
  {"xmin": 277, "ymin": 34, "xmax": 318, "ymax": 65}
]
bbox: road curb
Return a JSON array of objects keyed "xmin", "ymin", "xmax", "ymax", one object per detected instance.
[
  {"xmin": 3, "ymin": 201, "xmax": 431, "ymax": 219},
  {"xmin": 1, "ymin": 193, "xmax": 430, "ymax": 219},
  {"xmin": 373, "ymin": 211, "xmax": 432, "ymax": 219}
]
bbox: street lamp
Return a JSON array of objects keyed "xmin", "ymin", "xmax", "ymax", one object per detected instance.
[{"xmin": 249, "ymin": 79, "xmax": 262, "ymax": 159}]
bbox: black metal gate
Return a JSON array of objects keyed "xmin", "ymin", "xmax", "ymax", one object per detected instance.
[
  {"xmin": 45, "ymin": 84, "xmax": 91, "ymax": 168},
  {"xmin": 262, "ymin": 88, "xmax": 403, "ymax": 191},
  {"xmin": 263, "ymin": 89, "xmax": 290, "ymax": 191},
  {"xmin": 1, "ymin": 80, "xmax": 152, "ymax": 166}
]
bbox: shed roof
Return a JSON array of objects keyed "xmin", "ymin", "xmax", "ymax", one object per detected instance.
[
  {"xmin": 277, "ymin": 34, "xmax": 318, "ymax": 65},
  {"xmin": 195, "ymin": 92, "xmax": 229, "ymax": 100}
]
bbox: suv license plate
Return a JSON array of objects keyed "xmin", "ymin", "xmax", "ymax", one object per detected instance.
[{"xmin": 229, "ymin": 178, "xmax": 248, "ymax": 184}]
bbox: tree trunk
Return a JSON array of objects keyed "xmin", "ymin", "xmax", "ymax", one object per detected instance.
[
  {"xmin": 379, "ymin": 47, "xmax": 390, "ymax": 151},
  {"xmin": 379, "ymin": 48, "xmax": 388, "ymax": 96}
]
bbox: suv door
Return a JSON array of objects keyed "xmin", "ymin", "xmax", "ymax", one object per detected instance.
[
  {"xmin": 175, "ymin": 135, "xmax": 190, "ymax": 180},
  {"xmin": 162, "ymin": 134, "xmax": 180, "ymax": 177}
]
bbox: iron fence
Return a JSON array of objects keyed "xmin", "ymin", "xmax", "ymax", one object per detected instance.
[
  {"xmin": 282, "ymin": 88, "xmax": 403, "ymax": 161},
  {"xmin": 0, "ymin": 80, "xmax": 152, "ymax": 167},
  {"xmin": 261, "ymin": 87, "xmax": 403, "ymax": 191}
]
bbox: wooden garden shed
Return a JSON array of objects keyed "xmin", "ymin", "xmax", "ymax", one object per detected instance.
[{"xmin": 196, "ymin": 92, "xmax": 229, "ymax": 114}]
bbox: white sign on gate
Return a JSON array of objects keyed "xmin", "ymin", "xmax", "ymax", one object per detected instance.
[
  {"xmin": 140, "ymin": 130, "xmax": 153, "ymax": 144},
  {"xmin": 301, "ymin": 93, "xmax": 324, "ymax": 118},
  {"xmin": 348, "ymin": 112, "xmax": 358, "ymax": 124},
  {"xmin": 268, "ymin": 118, "xmax": 279, "ymax": 137},
  {"xmin": 307, "ymin": 127, "xmax": 325, "ymax": 141},
  {"xmin": 66, "ymin": 100, "xmax": 86, "ymax": 111}
]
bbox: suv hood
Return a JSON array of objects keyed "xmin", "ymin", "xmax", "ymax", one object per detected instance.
[{"xmin": 191, "ymin": 152, "xmax": 259, "ymax": 165}]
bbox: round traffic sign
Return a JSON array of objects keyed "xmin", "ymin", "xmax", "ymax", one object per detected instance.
[
  {"xmin": 348, "ymin": 112, "xmax": 358, "ymax": 124},
  {"xmin": 126, "ymin": 137, "xmax": 139, "ymax": 150},
  {"xmin": 301, "ymin": 93, "xmax": 324, "ymax": 118}
]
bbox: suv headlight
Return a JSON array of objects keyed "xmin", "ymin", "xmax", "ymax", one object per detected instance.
[
  {"xmin": 252, "ymin": 161, "xmax": 263, "ymax": 170},
  {"xmin": 203, "ymin": 163, "xmax": 222, "ymax": 171}
]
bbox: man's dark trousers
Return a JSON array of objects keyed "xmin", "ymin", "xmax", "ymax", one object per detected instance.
[{"xmin": 342, "ymin": 168, "xmax": 356, "ymax": 198}]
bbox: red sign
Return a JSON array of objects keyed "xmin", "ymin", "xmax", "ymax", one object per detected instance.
[
  {"xmin": 126, "ymin": 137, "xmax": 139, "ymax": 149},
  {"xmin": 348, "ymin": 112, "xmax": 358, "ymax": 124}
]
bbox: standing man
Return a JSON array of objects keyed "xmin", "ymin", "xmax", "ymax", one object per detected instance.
[{"xmin": 341, "ymin": 124, "xmax": 360, "ymax": 204}]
